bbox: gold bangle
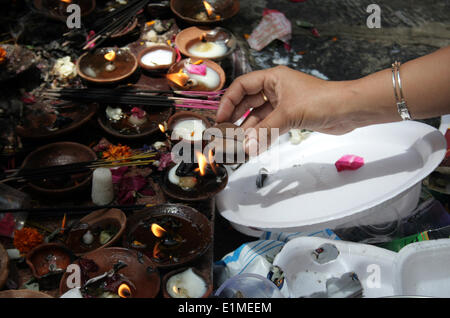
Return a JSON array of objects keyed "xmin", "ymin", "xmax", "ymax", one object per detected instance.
[{"xmin": 261, "ymin": 90, "xmax": 269, "ymax": 103}]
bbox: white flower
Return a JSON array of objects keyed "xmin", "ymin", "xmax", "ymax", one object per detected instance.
[
  {"xmin": 106, "ymin": 106, "xmax": 123, "ymax": 121},
  {"xmin": 52, "ymin": 56, "xmax": 77, "ymax": 79}
]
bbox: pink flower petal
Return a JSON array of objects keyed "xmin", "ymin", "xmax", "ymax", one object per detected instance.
[
  {"xmin": 111, "ymin": 167, "xmax": 129, "ymax": 184},
  {"xmin": 335, "ymin": 155, "xmax": 364, "ymax": 172},
  {"xmin": 157, "ymin": 152, "xmax": 174, "ymax": 171},
  {"xmin": 131, "ymin": 107, "xmax": 146, "ymax": 119},
  {"xmin": 185, "ymin": 63, "xmax": 207, "ymax": 76}
]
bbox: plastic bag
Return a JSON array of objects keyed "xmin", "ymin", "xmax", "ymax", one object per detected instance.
[{"xmin": 0, "ymin": 183, "xmax": 30, "ymax": 238}]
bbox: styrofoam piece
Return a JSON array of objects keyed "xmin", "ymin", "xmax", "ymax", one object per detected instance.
[
  {"xmin": 394, "ymin": 239, "xmax": 450, "ymax": 297},
  {"xmin": 439, "ymin": 115, "xmax": 450, "ymax": 135},
  {"xmin": 217, "ymin": 121, "xmax": 446, "ymax": 232},
  {"xmin": 273, "ymin": 237, "xmax": 450, "ymax": 298},
  {"xmin": 273, "ymin": 237, "xmax": 396, "ymax": 298}
]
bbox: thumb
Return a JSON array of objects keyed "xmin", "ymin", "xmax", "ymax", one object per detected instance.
[{"xmin": 244, "ymin": 109, "xmax": 287, "ymax": 156}]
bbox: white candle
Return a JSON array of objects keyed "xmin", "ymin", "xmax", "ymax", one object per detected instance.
[
  {"xmin": 172, "ymin": 118, "xmax": 206, "ymax": 141},
  {"xmin": 91, "ymin": 168, "xmax": 114, "ymax": 205},
  {"xmin": 168, "ymin": 163, "xmax": 197, "ymax": 190},
  {"xmin": 141, "ymin": 49, "xmax": 174, "ymax": 66},
  {"xmin": 167, "ymin": 268, "xmax": 207, "ymax": 298},
  {"xmin": 188, "ymin": 41, "xmax": 227, "ymax": 59},
  {"xmin": 82, "ymin": 230, "xmax": 94, "ymax": 245},
  {"xmin": 186, "ymin": 66, "xmax": 220, "ymax": 89}
]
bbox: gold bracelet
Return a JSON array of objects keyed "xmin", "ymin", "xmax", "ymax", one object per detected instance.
[{"xmin": 391, "ymin": 61, "xmax": 412, "ymax": 120}]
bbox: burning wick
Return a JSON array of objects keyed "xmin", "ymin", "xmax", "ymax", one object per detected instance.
[
  {"xmin": 150, "ymin": 222, "xmax": 183, "ymax": 260},
  {"xmin": 166, "ymin": 268, "xmax": 207, "ymax": 298},
  {"xmin": 118, "ymin": 283, "xmax": 132, "ymax": 298},
  {"xmin": 151, "ymin": 223, "xmax": 167, "ymax": 238},
  {"xmin": 60, "ymin": 213, "xmax": 67, "ymax": 234},
  {"xmin": 208, "ymin": 149, "xmax": 218, "ymax": 175},
  {"xmin": 158, "ymin": 123, "xmax": 166, "ymax": 133},
  {"xmin": 203, "ymin": 1, "xmax": 214, "ymax": 17},
  {"xmin": 196, "ymin": 151, "xmax": 207, "ymax": 177},
  {"xmin": 166, "ymin": 70, "xmax": 191, "ymax": 87},
  {"xmin": 104, "ymin": 50, "xmax": 117, "ymax": 72},
  {"xmin": 60, "ymin": 0, "xmax": 72, "ymax": 3}
]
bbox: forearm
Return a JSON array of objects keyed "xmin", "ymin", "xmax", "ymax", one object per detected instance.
[{"xmin": 342, "ymin": 46, "xmax": 450, "ymax": 128}]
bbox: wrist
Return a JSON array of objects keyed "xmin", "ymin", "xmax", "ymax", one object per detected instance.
[{"xmin": 342, "ymin": 71, "xmax": 401, "ymax": 128}]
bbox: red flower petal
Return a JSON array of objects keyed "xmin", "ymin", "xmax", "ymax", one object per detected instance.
[{"xmin": 335, "ymin": 155, "xmax": 364, "ymax": 172}]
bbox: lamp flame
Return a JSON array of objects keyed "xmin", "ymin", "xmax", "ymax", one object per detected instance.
[
  {"xmin": 153, "ymin": 241, "xmax": 161, "ymax": 259},
  {"xmin": 203, "ymin": 1, "xmax": 214, "ymax": 17},
  {"xmin": 151, "ymin": 223, "xmax": 167, "ymax": 238},
  {"xmin": 158, "ymin": 123, "xmax": 166, "ymax": 133},
  {"xmin": 208, "ymin": 149, "xmax": 218, "ymax": 175},
  {"xmin": 60, "ymin": 0, "xmax": 72, "ymax": 3},
  {"xmin": 118, "ymin": 283, "xmax": 132, "ymax": 298},
  {"xmin": 196, "ymin": 152, "xmax": 207, "ymax": 176},
  {"xmin": 104, "ymin": 50, "xmax": 116, "ymax": 62},
  {"xmin": 166, "ymin": 71, "xmax": 189, "ymax": 87}
]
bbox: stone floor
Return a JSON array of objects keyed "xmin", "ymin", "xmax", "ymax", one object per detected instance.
[{"xmin": 223, "ymin": 0, "xmax": 450, "ymax": 80}]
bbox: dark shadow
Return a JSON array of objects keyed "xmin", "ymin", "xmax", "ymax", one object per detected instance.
[{"xmin": 223, "ymin": 130, "xmax": 444, "ymax": 212}]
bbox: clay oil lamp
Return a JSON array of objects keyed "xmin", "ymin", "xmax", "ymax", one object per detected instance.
[
  {"xmin": 0, "ymin": 44, "xmax": 37, "ymax": 82},
  {"xmin": 25, "ymin": 243, "xmax": 75, "ymax": 290},
  {"xmin": 0, "ymin": 290, "xmax": 53, "ymax": 298},
  {"xmin": 124, "ymin": 204, "xmax": 212, "ymax": 267},
  {"xmin": 206, "ymin": 122, "xmax": 248, "ymax": 165},
  {"xmin": 170, "ymin": 0, "xmax": 240, "ymax": 26},
  {"xmin": 161, "ymin": 147, "xmax": 228, "ymax": 201},
  {"xmin": 162, "ymin": 267, "xmax": 212, "ymax": 298},
  {"xmin": 98, "ymin": 103, "xmax": 174, "ymax": 139},
  {"xmin": 20, "ymin": 142, "xmax": 97, "ymax": 196},
  {"xmin": 137, "ymin": 44, "xmax": 176, "ymax": 73},
  {"xmin": 110, "ymin": 17, "xmax": 139, "ymax": 40},
  {"xmin": 176, "ymin": 26, "xmax": 236, "ymax": 61},
  {"xmin": 166, "ymin": 111, "xmax": 211, "ymax": 144},
  {"xmin": 147, "ymin": 1, "xmax": 172, "ymax": 19},
  {"xmin": 76, "ymin": 47, "xmax": 138, "ymax": 84},
  {"xmin": 166, "ymin": 58, "xmax": 225, "ymax": 92},
  {"xmin": 16, "ymin": 102, "xmax": 98, "ymax": 140},
  {"xmin": 59, "ymin": 247, "xmax": 160, "ymax": 298},
  {"xmin": 65, "ymin": 208, "xmax": 126, "ymax": 256},
  {"xmin": 32, "ymin": 0, "xmax": 96, "ymax": 22}
]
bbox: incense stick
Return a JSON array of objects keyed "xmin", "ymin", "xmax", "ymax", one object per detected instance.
[
  {"xmin": 1, "ymin": 204, "xmax": 152, "ymax": 217},
  {"xmin": 2, "ymin": 151, "xmax": 158, "ymax": 183},
  {"xmin": 41, "ymin": 88, "xmax": 221, "ymax": 110},
  {"xmin": 81, "ymin": 0, "xmax": 149, "ymax": 50}
]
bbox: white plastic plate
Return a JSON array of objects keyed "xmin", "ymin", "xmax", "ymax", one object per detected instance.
[{"xmin": 217, "ymin": 121, "xmax": 446, "ymax": 232}]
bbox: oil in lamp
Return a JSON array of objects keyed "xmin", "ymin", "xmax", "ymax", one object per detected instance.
[
  {"xmin": 76, "ymin": 47, "xmax": 138, "ymax": 84},
  {"xmin": 167, "ymin": 150, "xmax": 227, "ymax": 194},
  {"xmin": 166, "ymin": 59, "xmax": 222, "ymax": 91},
  {"xmin": 165, "ymin": 268, "xmax": 208, "ymax": 298},
  {"xmin": 187, "ymin": 33, "xmax": 228, "ymax": 59},
  {"xmin": 104, "ymin": 50, "xmax": 117, "ymax": 72},
  {"xmin": 195, "ymin": 1, "xmax": 221, "ymax": 21}
]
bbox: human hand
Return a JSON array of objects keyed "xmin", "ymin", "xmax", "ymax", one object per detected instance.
[{"xmin": 216, "ymin": 66, "xmax": 358, "ymax": 154}]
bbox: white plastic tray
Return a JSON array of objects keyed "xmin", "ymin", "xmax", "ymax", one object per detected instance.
[
  {"xmin": 273, "ymin": 237, "xmax": 450, "ymax": 298},
  {"xmin": 217, "ymin": 121, "xmax": 446, "ymax": 232}
]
